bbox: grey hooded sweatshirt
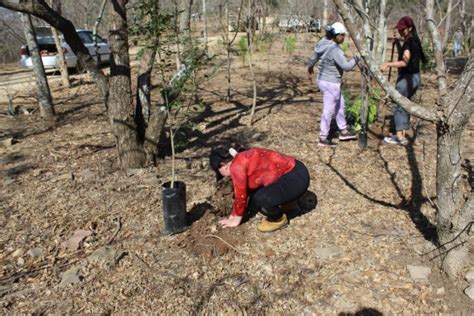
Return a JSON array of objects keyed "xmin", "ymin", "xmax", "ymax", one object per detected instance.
[
  {"xmin": 307, "ymin": 37, "xmax": 335, "ymax": 69},
  {"xmin": 316, "ymin": 42, "xmax": 357, "ymax": 84}
]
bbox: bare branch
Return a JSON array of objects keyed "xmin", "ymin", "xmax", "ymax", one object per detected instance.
[{"xmin": 436, "ymin": 0, "xmax": 460, "ymax": 28}]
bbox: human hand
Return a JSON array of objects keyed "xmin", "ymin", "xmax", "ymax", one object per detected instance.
[
  {"xmin": 380, "ymin": 63, "xmax": 389, "ymax": 72},
  {"xmin": 307, "ymin": 67, "xmax": 314, "ymax": 83},
  {"xmin": 219, "ymin": 215, "xmax": 243, "ymax": 228},
  {"xmin": 353, "ymin": 54, "xmax": 361, "ymax": 65}
]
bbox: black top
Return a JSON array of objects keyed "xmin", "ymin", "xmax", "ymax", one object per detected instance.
[{"xmin": 398, "ymin": 36, "xmax": 422, "ymax": 75}]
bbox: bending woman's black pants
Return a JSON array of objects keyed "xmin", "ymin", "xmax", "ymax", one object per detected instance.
[{"xmin": 247, "ymin": 160, "xmax": 310, "ymax": 220}]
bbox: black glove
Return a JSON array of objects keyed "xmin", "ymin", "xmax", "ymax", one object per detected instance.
[{"xmin": 353, "ymin": 54, "xmax": 361, "ymax": 65}]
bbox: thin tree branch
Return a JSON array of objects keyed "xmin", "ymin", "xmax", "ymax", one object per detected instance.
[{"xmin": 436, "ymin": 0, "xmax": 460, "ymax": 28}]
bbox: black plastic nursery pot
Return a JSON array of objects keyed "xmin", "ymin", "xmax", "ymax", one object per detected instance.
[{"xmin": 160, "ymin": 181, "xmax": 188, "ymax": 236}]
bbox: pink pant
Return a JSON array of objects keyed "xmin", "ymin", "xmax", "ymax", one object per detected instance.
[{"xmin": 317, "ymin": 79, "xmax": 348, "ymax": 138}]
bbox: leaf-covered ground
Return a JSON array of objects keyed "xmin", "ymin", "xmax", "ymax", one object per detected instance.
[{"xmin": 0, "ymin": 34, "xmax": 473, "ymax": 314}]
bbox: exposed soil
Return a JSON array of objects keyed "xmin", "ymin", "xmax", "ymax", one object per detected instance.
[{"xmin": 0, "ymin": 31, "xmax": 473, "ymax": 314}]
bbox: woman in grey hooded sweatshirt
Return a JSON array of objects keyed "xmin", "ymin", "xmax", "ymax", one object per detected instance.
[{"xmin": 315, "ymin": 22, "xmax": 359, "ymax": 147}]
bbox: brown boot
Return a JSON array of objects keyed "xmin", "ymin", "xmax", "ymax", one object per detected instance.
[{"xmin": 256, "ymin": 214, "xmax": 288, "ymax": 233}]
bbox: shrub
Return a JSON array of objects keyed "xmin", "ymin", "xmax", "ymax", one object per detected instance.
[
  {"xmin": 284, "ymin": 34, "xmax": 297, "ymax": 54},
  {"xmin": 344, "ymin": 87, "xmax": 381, "ymax": 131},
  {"xmin": 421, "ymin": 38, "xmax": 436, "ymax": 71}
]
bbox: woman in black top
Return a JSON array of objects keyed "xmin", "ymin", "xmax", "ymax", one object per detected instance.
[{"xmin": 380, "ymin": 16, "xmax": 427, "ymax": 145}]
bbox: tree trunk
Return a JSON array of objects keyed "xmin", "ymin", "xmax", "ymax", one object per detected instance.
[
  {"xmin": 322, "ymin": 0, "xmax": 328, "ymax": 27},
  {"xmin": 179, "ymin": 0, "xmax": 193, "ymax": 42},
  {"xmin": 49, "ymin": 0, "xmax": 70, "ymax": 88},
  {"xmin": 442, "ymin": 0, "xmax": 453, "ymax": 48},
  {"xmin": 93, "ymin": 0, "xmax": 107, "ymax": 65},
  {"xmin": 51, "ymin": 26, "xmax": 70, "ymax": 88},
  {"xmin": 108, "ymin": 0, "xmax": 145, "ymax": 169},
  {"xmin": 21, "ymin": 13, "xmax": 55, "ymax": 120},
  {"xmin": 136, "ymin": 46, "xmax": 158, "ymax": 153},
  {"xmin": 436, "ymin": 57, "xmax": 473, "ymax": 277},
  {"xmin": 246, "ymin": 2, "xmax": 257, "ymax": 126},
  {"xmin": 202, "ymin": 0, "xmax": 208, "ymax": 53},
  {"xmin": 374, "ymin": 0, "xmax": 387, "ymax": 64},
  {"xmin": 144, "ymin": 103, "xmax": 168, "ymax": 165}
]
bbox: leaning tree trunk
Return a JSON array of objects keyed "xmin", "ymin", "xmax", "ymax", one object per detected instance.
[
  {"xmin": 108, "ymin": 0, "xmax": 146, "ymax": 169},
  {"xmin": 20, "ymin": 13, "xmax": 55, "ymax": 120}
]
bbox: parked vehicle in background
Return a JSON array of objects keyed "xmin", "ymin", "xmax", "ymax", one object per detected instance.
[
  {"xmin": 278, "ymin": 15, "xmax": 309, "ymax": 32},
  {"xmin": 19, "ymin": 28, "xmax": 110, "ymax": 72},
  {"xmin": 309, "ymin": 18, "xmax": 321, "ymax": 33},
  {"xmin": 278, "ymin": 16, "xmax": 321, "ymax": 33}
]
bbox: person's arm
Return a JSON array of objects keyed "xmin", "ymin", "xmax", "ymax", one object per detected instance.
[
  {"xmin": 333, "ymin": 48, "xmax": 357, "ymax": 71},
  {"xmin": 380, "ymin": 48, "xmax": 410, "ymax": 71},
  {"xmin": 219, "ymin": 162, "xmax": 247, "ymax": 228}
]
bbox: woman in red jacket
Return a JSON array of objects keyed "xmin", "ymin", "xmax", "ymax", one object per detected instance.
[{"xmin": 210, "ymin": 147, "xmax": 310, "ymax": 232}]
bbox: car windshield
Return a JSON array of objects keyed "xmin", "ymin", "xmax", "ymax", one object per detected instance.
[{"xmin": 36, "ymin": 37, "xmax": 56, "ymax": 45}]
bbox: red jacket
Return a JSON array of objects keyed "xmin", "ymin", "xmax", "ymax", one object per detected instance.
[{"xmin": 229, "ymin": 148, "xmax": 296, "ymax": 217}]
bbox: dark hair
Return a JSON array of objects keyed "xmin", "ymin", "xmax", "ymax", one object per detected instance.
[
  {"xmin": 209, "ymin": 148, "xmax": 232, "ymax": 181},
  {"xmin": 411, "ymin": 26, "xmax": 428, "ymax": 65},
  {"xmin": 324, "ymin": 25, "xmax": 334, "ymax": 40}
]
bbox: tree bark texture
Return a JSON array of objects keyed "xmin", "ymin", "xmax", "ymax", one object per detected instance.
[
  {"xmin": 108, "ymin": 0, "xmax": 146, "ymax": 169},
  {"xmin": 426, "ymin": 0, "xmax": 449, "ymax": 105},
  {"xmin": 202, "ymin": 0, "xmax": 208, "ymax": 53},
  {"xmin": 441, "ymin": 0, "xmax": 453, "ymax": 48},
  {"xmin": 179, "ymin": 0, "xmax": 193, "ymax": 44},
  {"xmin": 93, "ymin": 0, "xmax": 108, "ymax": 65},
  {"xmin": 374, "ymin": 0, "xmax": 387, "ymax": 64},
  {"xmin": 21, "ymin": 13, "xmax": 55, "ymax": 120},
  {"xmin": 136, "ymin": 47, "xmax": 158, "ymax": 126},
  {"xmin": 144, "ymin": 104, "xmax": 168, "ymax": 165},
  {"xmin": 323, "ymin": 0, "xmax": 328, "ymax": 27},
  {"xmin": 0, "ymin": 0, "xmax": 109, "ymax": 107},
  {"xmin": 435, "ymin": 58, "xmax": 473, "ymax": 277},
  {"xmin": 427, "ymin": 2, "xmax": 473, "ymax": 277},
  {"xmin": 51, "ymin": 26, "xmax": 70, "ymax": 88},
  {"xmin": 49, "ymin": 0, "xmax": 69, "ymax": 88}
]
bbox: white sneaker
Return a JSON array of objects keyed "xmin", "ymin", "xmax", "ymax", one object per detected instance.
[{"xmin": 384, "ymin": 135, "xmax": 408, "ymax": 146}]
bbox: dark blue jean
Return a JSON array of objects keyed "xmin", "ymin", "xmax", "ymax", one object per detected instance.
[
  {"xmin": 247, "ymin": 160, "xmax": 310, "ymax": 220},
  {"xmin": 392, "ymin": 73, "xmax": 420, "ymax": 131}
]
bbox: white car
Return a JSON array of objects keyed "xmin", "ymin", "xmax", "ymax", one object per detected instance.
[
  {"xmin": 19, "ymin": 29, "xmax": 111, "ymax": 71},
  {"xmin": 278, "ymin": 15, "xmax": 310, "ymax": 32}
]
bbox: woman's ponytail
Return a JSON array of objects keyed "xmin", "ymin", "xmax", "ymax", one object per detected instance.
[{"xmin": 413, "ymin": 26, "xmax": 427, "ymax": 64}]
